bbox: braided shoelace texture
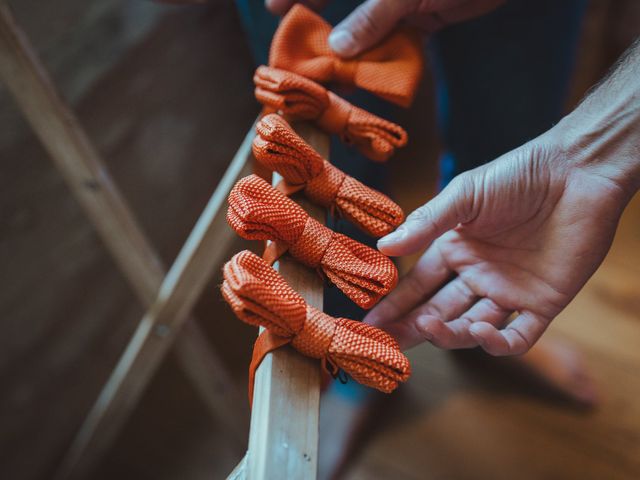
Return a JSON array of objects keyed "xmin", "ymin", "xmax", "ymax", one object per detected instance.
[
  {"xmin": 254, "ymin": 66, "xmax": 408, "ymax": 162},
  {"xmin": 226, "ymin": 174, "xmax": 397, "ymax": 309},
  {"xmin": 253, "ymin": 114, "xmax": 404, "ymax": 237},
  {"xmin": 222, "ymin": 250, "xmax": 411, "ymax": 396},
  {"xmin": 269, "ymin": 4, "xmax": 423, "ymax": 108}
]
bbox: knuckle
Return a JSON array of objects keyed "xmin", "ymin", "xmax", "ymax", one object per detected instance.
[
  {"xmin": 413, "ymin": 316, "xmax": 437, "ymax": 343},
  {"xmin": 406, "ymin": 204, "xmax": 438, "ymax": 230},
  {"xmin": 508, "ymin": 328, "xmax": 532, "ymax": 355},
  {"xmin": 452, "ymin": 280, "xmax": 474, "ymax": 302},
  {"xmin": 457, "ymin": 315, "xmax": 473, "ymax": 328},
  {"xmin": 449, "ymin": 172, "xmax": 474, "ymax": 197},
  {"xmin": 446, "ymin": 172, "xmax": 477, "ymax": 223},
  {"xmin": 420, "ymin": 302, "xmax": 445, "ymax": 320},
  {"xmin": 485, "ymin": 298, "xmax": 507, "ymax": 316},
  {"xmin": 350, "ymin": 5, "xmax": 380, "ymax": 39}
]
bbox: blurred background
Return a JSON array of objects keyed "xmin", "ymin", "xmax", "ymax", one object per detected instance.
[{"xmin": 1, "ymin": 0, "xmax": 639, "ymax": 479}]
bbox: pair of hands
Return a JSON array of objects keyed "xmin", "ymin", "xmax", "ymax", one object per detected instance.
[{"xmin": 265, "ymin": 0, "xmax": 640, "ymax": 356}]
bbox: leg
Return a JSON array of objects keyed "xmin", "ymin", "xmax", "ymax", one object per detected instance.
[{"xmin": 431, "ymin": 0, "xmax": 588, "ymax": 184}]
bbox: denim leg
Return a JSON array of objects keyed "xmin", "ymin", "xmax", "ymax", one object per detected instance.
[{"xmin": 430, "ymin": 0, "xmax": 588, "ymax": 187}]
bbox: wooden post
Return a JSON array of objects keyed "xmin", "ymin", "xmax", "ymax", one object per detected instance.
[
  {"xmin": 244, "ymin": 123, "xmax": 327, "ymax": 480},
  {"xmin": 0, "ymin": 4, "xmax": 247, "ymax": 478}
]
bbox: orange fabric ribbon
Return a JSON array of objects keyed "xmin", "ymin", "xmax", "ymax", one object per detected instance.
[
  {"xmin": 222, "ymin": 250, "xmax": 411, "ymax": 402},
  {"xmin": 254, "ymin": 66, "xmax": 408, "ymax": 162},
  {"xmin": 269, "ymin": 4, "xmax": 423, "ymax": 108},
  {"xmin": 253, "ymin": 114, "xmax": 404, "ymax": 237},
  {"xmin": 227, "ymin": 174, "xmax": 397, "ymax": 309}
]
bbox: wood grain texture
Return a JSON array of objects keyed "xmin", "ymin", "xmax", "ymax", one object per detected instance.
[
  {"xmin": 0, "ymin": 4, "xmax": 248, "ymax": 477},
  {"xmin": 0, "ymin": 5, "xmax": 248, "ymax": 478},
  {"xmin": 246, "ymin": 122, "xmax": 329, "ymax": 480},
  {"xmin": 0, "ymin": 3, "xmax": 160, "ymax": 302},
  {"xmin": 54, "ymin": 125, "xmax": 255, "ymax": 480},
  {"xmin": 0, "ymin": 5, "xmax": 263, "ymax": 479}
]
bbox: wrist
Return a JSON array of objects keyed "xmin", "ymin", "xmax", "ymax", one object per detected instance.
[
  {"xmin": 552, "ymin": 96, "xmax": 640, "ymax": 196},
  {"xmin": 551, "ymin": 38, "xmax": 640, "ymax": 196}
]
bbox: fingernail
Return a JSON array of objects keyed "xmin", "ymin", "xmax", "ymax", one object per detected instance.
[
  {"xmin": 328, "ymin": 30, "xmax": 358, "ymax": 57},
  {"xmin": 377, "ymin": 226, "xmax": 406, "ymax": 248}
]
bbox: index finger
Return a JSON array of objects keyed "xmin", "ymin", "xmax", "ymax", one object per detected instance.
[{"xmin": 364, "ymin": 242, "xmax": 452, "ymax": 328}]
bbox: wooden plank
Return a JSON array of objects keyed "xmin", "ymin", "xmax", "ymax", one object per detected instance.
[
  {"xmin": 246, "ymin": 123, "xmax": 327, "ymax": 480},
  {"xmin": 228, "ymin": 453, "xmax": 248, "ymax": 480},
  {"xmin": 54, "ymin": 127, "xmax": 255, "ymax": 480},
  {"xmin": 0, "ymin": 2, "xmax": 159, "ymax": 302},
  {"xmin": 0, "ymin": 4, "xmax": 247, "ymax": 477}
]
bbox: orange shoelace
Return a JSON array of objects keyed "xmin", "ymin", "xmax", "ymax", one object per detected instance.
[
  {"xmin": 269, "ymin": 4, "xmax": 423, "ymax": 108},
  {"xmin": 253, "ymin": 114, "xmax": 404, "ymax": 237},
  {"xmin": 254, "ymin": 66, "xmax": 408, "ymax": 162},
  {"xmin": 222, "ymin": 250, "xmax": 411, "ymax": 402},
  {"xmin": 227, "ymin": 174, "xmax": 397, "ymax": 309}
]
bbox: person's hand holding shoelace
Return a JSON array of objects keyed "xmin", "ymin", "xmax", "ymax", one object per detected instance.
[{"xmin": 266, "ymin": 0, "xmax": 505, "ymax": 57}]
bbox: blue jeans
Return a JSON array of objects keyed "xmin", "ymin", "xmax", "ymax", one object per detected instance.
[{"xmin": 235, "ymin": 0, "xmax": 587, "ymax": 323}]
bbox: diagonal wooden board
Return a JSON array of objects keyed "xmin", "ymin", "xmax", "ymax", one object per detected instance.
[
  {"xmin": 0, "ymin": 4, "xmax": 247, "ymax": 478},
  {"xmin": 55, "ymin": 128, "xmax": 255, "ymax": 479}
]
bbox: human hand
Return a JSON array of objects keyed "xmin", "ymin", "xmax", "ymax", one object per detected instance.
[
  {"xmin": 265, "ymin": 0, "xmax": 505, "ymax": 57},
  {"xmin": 364, "ymin": 125, "xmax": 638, "ymax": 355},
  {"xmin": 364, "ymin": 38, "xmax": 640, "ymax": 356}
]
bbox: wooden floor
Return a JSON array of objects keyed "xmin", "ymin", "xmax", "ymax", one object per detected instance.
[{"xmin": 1, "ymin": 1, "xmax": 639, "ymax": 479}]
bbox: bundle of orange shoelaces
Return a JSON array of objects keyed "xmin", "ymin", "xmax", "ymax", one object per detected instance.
[{"xmin": 221, "ymin": 4, "xmax": 423, "ymax": 401}]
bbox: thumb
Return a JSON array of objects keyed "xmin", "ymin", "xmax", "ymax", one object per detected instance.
[
  {"xmin": 328, "ymin": 0, "xmax": 417, "ymax": 58},
  {"xmin": 378, "ymin": 173, "xmax": 475, "ymax": 256}
]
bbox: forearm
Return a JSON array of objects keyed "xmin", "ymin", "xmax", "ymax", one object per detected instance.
[{"xmin": 554, "ymin": 37, "xmax": 640, "ymax": 195}]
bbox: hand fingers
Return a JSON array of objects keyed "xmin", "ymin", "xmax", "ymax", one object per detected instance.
[
  {"xmin": 380, "ymin": 276, "xmax": 478, "ymax": 350},
  {"xmin": 364, "ymin": 242, "xmax": 451, "ymax": 328},
  {"xmin": 265, "ymin": 0, "xmax": 328, "ymax": 15},
  {"xmin": 328, "ymin": 0, "xmax": 418, "ymax": 57},
  {"xmin": 419, "ymin": 298, "xmax": 512, "ymax": 349},
  {"xmin": 469, "ymin": 311, "xmax": 551, "ymax": 356},
  {"xmin": 383, "ymin": 296, "xmax": 512, "ymax": 351},
  {"xmin": 381, "ymin": 316, "xmax": 435, "ymax": 352},
  {"xmin": 378, "ymin": 173, "xmax": 476, "ymax": 257},
  {"xmin": 413, "ymin": 276, "xmax": 478, "ymax": 322}
]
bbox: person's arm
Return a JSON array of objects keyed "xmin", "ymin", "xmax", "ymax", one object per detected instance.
[
  {"xmin": 266, "ymin": 0, "xmax": 506, "ymax": 57},
  {"xmin": 365, "ymin": 38, "xmax": 640, "ymax": 355}
]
